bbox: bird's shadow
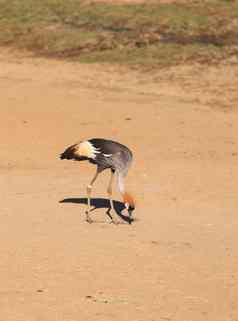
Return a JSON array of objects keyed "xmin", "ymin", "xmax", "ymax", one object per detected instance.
[{"xmin": 59, "ymin": 197, "xmax": 133, "ymax": 224}]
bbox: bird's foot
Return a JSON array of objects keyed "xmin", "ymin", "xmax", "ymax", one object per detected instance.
[
  {"xmin": 106, "ymin": 209, "xmax": 121, "ymax": 225},
  {"xmin": 85, "ymin": 211, "xmax": 93, "ymax": 224},
  {"xmin": 111, "ymin": 217, "xmax": 121, "ymax": 225}
]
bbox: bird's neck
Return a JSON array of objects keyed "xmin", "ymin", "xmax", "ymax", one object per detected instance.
[
  {"xmin": 117, "ymin": 172, "xmax": 135, "ymax": 209},
  {"xmin": 117, "ymin": 173, "xmax": 125, "ymax": 194}
]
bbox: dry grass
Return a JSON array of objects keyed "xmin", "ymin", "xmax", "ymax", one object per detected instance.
[{"xmin": 0, "ymin": 0, "xmax": 238, "ymax": 67}]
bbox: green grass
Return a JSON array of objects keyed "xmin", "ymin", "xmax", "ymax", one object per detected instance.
[{"xmin": 0, "ymin": 0, "xmax": 238, "ymax": 67}]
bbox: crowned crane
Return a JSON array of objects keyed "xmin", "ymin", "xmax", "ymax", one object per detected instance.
[{"xmin": 60, "ymin": 138, "xmax": 135, "ymax": 224}]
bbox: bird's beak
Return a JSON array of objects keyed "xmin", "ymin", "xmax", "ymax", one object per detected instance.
[{"xmin": 124, "ymin": 202, "xmax": 134, "ymax": 224}]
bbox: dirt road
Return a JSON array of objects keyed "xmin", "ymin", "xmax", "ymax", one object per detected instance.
[{"xmin": 1, "ymin": 47, "xmax": 238, "ymax": 321}]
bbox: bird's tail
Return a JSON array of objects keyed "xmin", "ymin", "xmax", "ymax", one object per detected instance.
[{"xmin": 60, "ymin": 144, "xmax": 79, "ymax": 160}]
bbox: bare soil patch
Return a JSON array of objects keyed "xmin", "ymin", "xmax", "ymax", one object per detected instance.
[{"xmin": 1, "ymin": 48, "xmax": 238, "ymax": 321}]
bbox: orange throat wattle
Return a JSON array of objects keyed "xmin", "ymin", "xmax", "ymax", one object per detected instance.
[{"xmin": 123, "ymin": 192, "xmax": 135, "ymax": 210}]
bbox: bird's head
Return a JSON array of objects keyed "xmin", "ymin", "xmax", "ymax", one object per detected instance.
[{"xmin": 123, "ymin": 192, "xmax": 135, "ymax": 212}]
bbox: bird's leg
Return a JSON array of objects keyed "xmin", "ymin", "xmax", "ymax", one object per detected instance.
[
  {"xmin": 106, "ymin": 171, "xmax": 120, "ymax": 224},
  {"xmin": 86, "ymin": 171, "xmax": 99, "ymax": 223}
]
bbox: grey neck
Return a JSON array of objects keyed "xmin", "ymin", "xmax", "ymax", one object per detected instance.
[{"xmin": 116, "ymin": 172, "xmax": 125, "ymax": 194}]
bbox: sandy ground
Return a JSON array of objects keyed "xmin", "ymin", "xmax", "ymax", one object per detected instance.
[{"xmin": 1, "ymin": 46, "xmax": 238, "ymax": 321}]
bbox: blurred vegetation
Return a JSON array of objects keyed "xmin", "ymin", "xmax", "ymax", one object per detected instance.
[{"xmin": 0, "ymin": 0, "xmax": 238, "ymax": 67}]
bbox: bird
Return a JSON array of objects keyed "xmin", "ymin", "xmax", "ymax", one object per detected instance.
[{"xmin": 60, "ymin": 138, "xmax": 135, "ymax": 224}]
